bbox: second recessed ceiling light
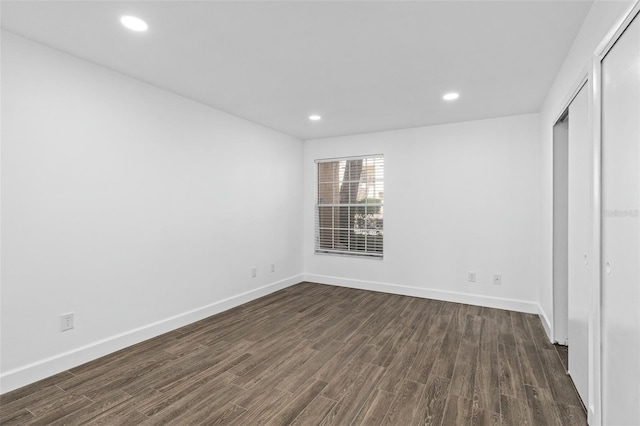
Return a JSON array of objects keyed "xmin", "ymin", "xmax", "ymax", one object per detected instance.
[{"xmin": 121, "ymin": 16, "xmax": 148, "ymax": 32}]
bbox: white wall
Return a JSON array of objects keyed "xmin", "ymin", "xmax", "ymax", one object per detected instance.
[
  {"xmin": 0, "ymin": 32, "xmax": 304, "ymax": 393},
  {"xmin": 538, "ymin": 0, "xmax": 635, "ymax": 335},
  {"xmin": 304, "ymin": 114, "xmax": 542, "ymax": 313}
]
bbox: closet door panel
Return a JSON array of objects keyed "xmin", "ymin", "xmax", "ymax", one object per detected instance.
[
  {"xmin": 601, "ymin": 11, "xmax": 640, "ymax": 426},
  {"xmin": 567, "ymin": 84, "xmax": 590, "ymax": 406}
]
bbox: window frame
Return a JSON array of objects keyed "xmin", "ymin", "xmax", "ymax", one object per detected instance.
[{"xmin": 314, "ymin": 154, "xmax": 384, "ymax": 259}]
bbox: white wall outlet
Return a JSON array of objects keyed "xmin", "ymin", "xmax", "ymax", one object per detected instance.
[
  {"xmin": 468, "ymin": 271, "xmax": 477, "ymax": 282},
  {"xmin": 271, "ymin": 263, "xmax": 276, "ymax": 273},
  {"xmin": 251, "ymin": 267, "xmax": 257, "ymax": 278},
  {"xmin": 493, "ymin": 274, "xmax": 502, "ymax": 285},
  {"xmin": 61, "ymin": 313, "xmax": 74, "ymax": 331}
]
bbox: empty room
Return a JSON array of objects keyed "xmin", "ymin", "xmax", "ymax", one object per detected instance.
[{"xmin": 1, "ymin": 1, "xmax": 639, "ymax": 425}]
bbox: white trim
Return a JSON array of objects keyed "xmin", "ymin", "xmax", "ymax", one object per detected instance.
[
  {"xmin": 552, "ymin": 69, "xmax": 589, "ymax": 127},
  {"xmin": 314, "ymin": 153, "xmax": 383, "ymax": 164},
  {"xmin": 304, "ymin": 274, "xmax": 541, "ymax": 314},
  {"xmin": 538, "ymin": 305, "xmax": 553, "ymax": 343},
  {"xmin": 0, "ymin": 274, "xmax": 303, "ymax": 395},
  {"xmin": 590, "ymin": 55, "xmax": 603, "ymax": 426},
  {"xmin": 595, "ymin": 0, "xmax": 640, "ymax": 59}
]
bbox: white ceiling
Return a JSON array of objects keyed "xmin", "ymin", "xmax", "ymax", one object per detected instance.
[{"xmin": 1, "ymin": 1, "xmax": 593, "ymax": 140}]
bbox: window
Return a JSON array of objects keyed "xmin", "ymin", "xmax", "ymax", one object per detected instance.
[{"xmin": 315, "ymin": 155, "xmax": 384, "ymax": 258}]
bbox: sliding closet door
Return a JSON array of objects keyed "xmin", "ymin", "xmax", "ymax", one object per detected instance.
[
  {"xmin": 567, "ymin": 84, "xmax": 590, "ymax": 406},
  {"xmin": 601, "ymin": 11, "xmax": 640, "ymax": 426}
]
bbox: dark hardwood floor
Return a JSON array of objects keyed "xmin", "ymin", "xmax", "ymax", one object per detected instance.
[
  {"xmin": 554, "ymin": 344, "xmax": 569, "ymax": 373},
  {"xmin": 1, "ymin": 282, "xmax": 587, "ymax": 425}
]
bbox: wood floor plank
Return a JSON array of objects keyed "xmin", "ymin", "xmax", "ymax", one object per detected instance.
[
  {"xmin": 405, "ymin": 341, "xmax": 440, "ymax": 384},
  {"xmin": 556, "ymin": 401, "xmax": 588, "ymax": 426},
  {"xmin": 383, "ymin": 380, "xmax": 425, "ymax": 426},
  {"xmin": 276, "ymin": 340, "xmax": 343, "ymax": 393},
  {"xmin": 516, "ymin": 342, "xmax": 549, "ymax": 389},
  {"xmin": 479, "ymin": 316, "xmax": 498, "ymax": 353},
  {"xmin": 0, "ymin": 386, "xmax": 64, "ymax": 423},
  {"xmin": 498, "ymin": 343, "xmax": 526, "ymax": 400},
  {"xmin": 125, "ymin": 340, "xmax": 251, "ymax": 395},
  {"xmin": 59, "ymin": 349, "xmax": 178, "ymax": 400},
  {"xmin": 524, "ymin": 385, "xmax": 564, "ymax": 426},
  {"xmin": 410, "ymin": 311, "xmax": 437, "ymax": 344},
  {"xmin": 290, "ymin": 396, "xmax": 336, "ymax": 426},
  {"xmin": 523, "ymin": 313, "xmax": 555, "ymax": 351},
  {"xmin": 320, "ymin": 360, "xmax": 368, "ymax": 401},
  {"xmin": 496, "ymin": 309, "xmax": 517, "ymax": 347},
  {"xmin": 369, "ymin": 297, "xmax": 413, "ymax": 348},
  {"xmin": 265, "ymin": 379, "xmax": 328, "ymax": 426},
  {"xmin": 232, "ymin": 365, "xmax": 296, "ymax": 410},
  {"xmin": 452, "ymin": 304, "xmax": 470, "ymax": 335},
  {"xmin": 352, "ymin": 388, "xmax": 396, "ymax": 425},
  {"xmin": 67, "ymin": 332, "xmax": 178, "ymax": 377},
  {"xmin": 470, "ymin": 406, "xmax": 501, "ymax": 426},
  {"xmin": 0, "ymin": 371, "xmax": 75, "ymax": 407},
  {"xmin": 430, "ymin": 316, "xmax": 463, "ymax": 380},
  {"xmin": 537, "ymin": 347, "xmax": 584, "ymax": 407},
  {"xmin": 499, "ymin": 394, "xmax": 532, "ymax": 426},
  {"xmin": 229, "ymin": 333, "xmax": 300, "ymax": 377},
  {"xmin": 78, "ymin": 387, "xmax": 160, "ymax": 425},
  {"xmin": 474, "ymin": 350, "xmax": 501, "ymax": 413},
  {"xmin": 92, "ymin": 408, "xmax": 148, "ymax": 425},
  {"xmin": 450, "ymin": 342, "xmax": 478, "ymax": 400},
  {"xmin": 22, "ymin": 393, "xmax": 92, "ymax": 426},
  {"xmin": 231, "ymin": 388, "xmax": 293, "ymax": 425},
  {"xmin": 510, "ymin": 311, "xmax": 532, "ymax": 348},
  {"xmin": 233, "ymin": 345, "xmax": 316, "ymax": 390},
  {"xmin": 467, "ymin": 305, "xmax": 483, "ymax": 317},
  {"xmin": 313, "ymin": 334, "xmax": 371, "ymax": 382},
  {"xmin": 332, "ymin": 312, "xmax": 374, "ymax": 343},
  {"xmin": 140, "ymin": 372, "xmax": 236, "ymax": 422},
  {"xmin": 47, "ymin": 389, "xmax": 132, "ymax": 426},
  {"xmin": 462, "ymin": 315, "xmax": 484, "ymax": 347},
  {"xmin": 426, "ymin": 313, "xmax": 454, "ymax": 346},
  {"xmin": 356, "ymin": 310, "xmax": 395, "ymax": 340},
  {"xmin": 1, "ymin": 283, "xmax": 586, "ymax": 426},
  {"xmin": 442, "ymin": 395, "xmax": 472, "ymax": 426},
  {"xmin": 149, "ymin": 383, "xmax": 244, "ymax": 425},
  {"xmin": 320, "ymin": 363, "xmax": 385, "ymax": 425},
  {"xmin": 412, "ymin": 375, "xmax": 450, "ymax": 426},
  {"xmin": 376, "ymin": 340, "xmax": 421, "ymax": 394},
  {"xmin": 1, "ymin": 409, "xmax": 34, "ymax": 426},
  {"xmin": 196, "ymin": 403, "xmax": 246, "ymax": 426}
]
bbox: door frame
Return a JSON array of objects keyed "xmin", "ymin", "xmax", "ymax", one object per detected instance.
[{"xmin": 551, "ymin": 72, "xmax": 589, "ymax": 348}]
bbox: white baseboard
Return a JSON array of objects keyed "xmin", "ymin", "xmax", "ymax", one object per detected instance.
[
  {"xmin": 0, "ymin": 274, "xmax": 303, "ymax": 395},
  {"xmin": 304, "ymin": 274, "xmax": 541, "ymax": 314},
  {"xmin": 537, "ymin": 305, "xmax": 554, "ymax": 343}
]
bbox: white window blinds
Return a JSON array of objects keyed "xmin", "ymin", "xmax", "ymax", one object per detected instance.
[{"xmin": 315, "ymin": 155, "xmax": 384, "ymax": 258}]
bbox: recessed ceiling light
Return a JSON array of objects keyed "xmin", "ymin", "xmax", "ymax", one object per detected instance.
[
  {"xmin": 120, "ymin": 16, "xmax": 148, "ymax": 32},
  {"xmin": 443, "ymin": 92, "xmax": 460, "ymax": 101},
  {"xmin": 309, "ymin": 115, "xmax": 322, "ymax": 121}
]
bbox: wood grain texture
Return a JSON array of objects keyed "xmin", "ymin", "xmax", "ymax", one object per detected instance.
[{"xmin": 0, "ymin": 282, "xmax": 586, "ymax": 425}]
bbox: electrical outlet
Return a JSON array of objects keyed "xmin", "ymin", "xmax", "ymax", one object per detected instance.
[
  {"xmin": 61, "ymin": 313, "xmax": 74, "ymax": 331},
  {"xmin": 468, "ymin": 272, "xmax": 476, "ymax": 282},
  {"xmin": 251, "ymin": 267, "xmax": 257, "ymax": 278},
  {"xmin": 493, "ymin": 274, "xmax": 502, "ymax": 285},
  {"xmin": 271, "ymin": 263, "xmax": 276, "ymax": 273}
]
